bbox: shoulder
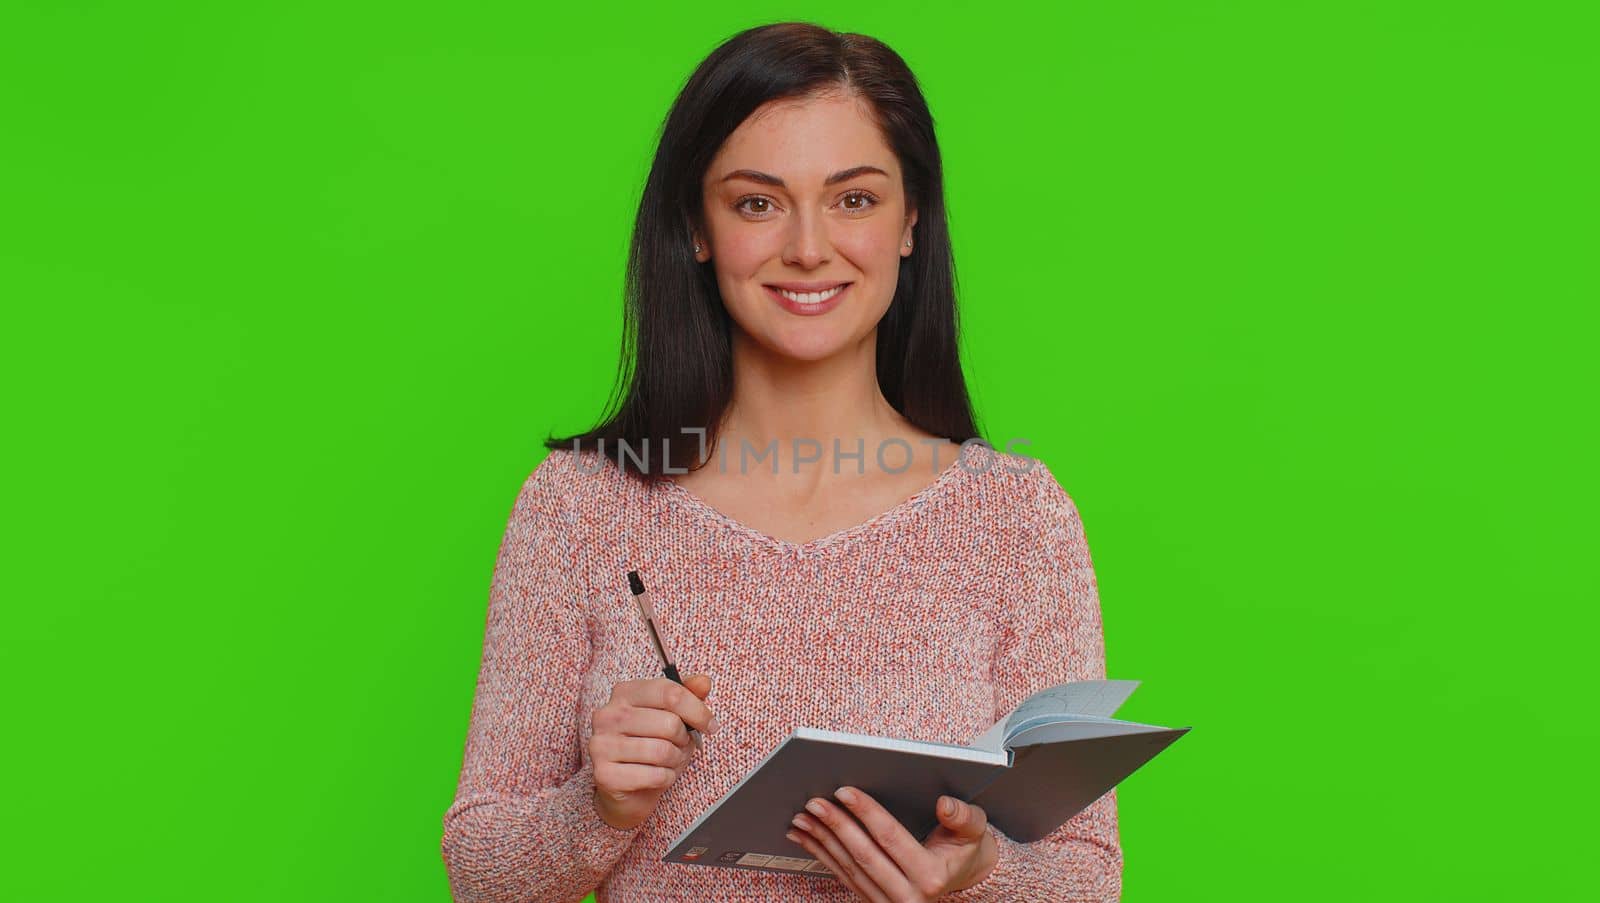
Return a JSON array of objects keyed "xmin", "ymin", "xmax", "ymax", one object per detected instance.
[
  {"xmin": 508, "ymin": 445, "xmax": 614, "ymax": 528},
  {"xmin": 1026, "ymin": 458, "xmax": 1083, "ymax": 530},
  {"xmin": 955, "ymin": 448, "xmax": 1088, "ymax": 555},
  {"xmin": 928, "ymin": 446, "xmax": 1077, "ymax": 552},
  {"xmin": 955, "ymin": 446, "xmax": 1076, "ymax": 513},
  {"xmin": 528, "ymin": 445, "xmax": 646, "ymax": 494},
  {"xmin": 516, "ymin": 446, "xmax": 644, "ymax": 533}
]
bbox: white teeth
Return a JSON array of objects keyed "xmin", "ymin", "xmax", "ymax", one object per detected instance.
[{"xmin": 776, "ymin": 284, "xmax": 846, "ymax": 304}]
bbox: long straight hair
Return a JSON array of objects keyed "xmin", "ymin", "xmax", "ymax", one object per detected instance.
[{"xmin": 546, "ymin": 21, "xmax": 983, "ymax": 479}]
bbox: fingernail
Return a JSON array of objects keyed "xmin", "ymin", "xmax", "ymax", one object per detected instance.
[
  {"xmin": 786, "ymin": 830, "xmax": 801, "ymax": 843},
  {"xmin": 707, "ymin": 716, "xmax": 720, "ymax": 734},
  {"xmin": 806, "ymin": 799, "xmax": 826, "ymax": 817},
  {"xmin": 792, "ymin": 814, "xmax": 808, "ymax": 830},
  {"xmin": 835, "ymin": 787, "xmax": 857, "ymax": 805}
]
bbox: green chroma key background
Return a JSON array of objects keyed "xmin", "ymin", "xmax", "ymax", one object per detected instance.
[{"xmin": 2, "ymin": 1, "xmax": 1592, "ymax": 900}]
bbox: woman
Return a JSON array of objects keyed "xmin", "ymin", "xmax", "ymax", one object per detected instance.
[{"xmin": 442, "ymin": 22, "xmax": 1122, "ymax": 902}]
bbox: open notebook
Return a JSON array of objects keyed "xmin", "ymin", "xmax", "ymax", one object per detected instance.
[{"xmin": 663, "ymin": 679, "xmax": 1190, "ymax": 877}]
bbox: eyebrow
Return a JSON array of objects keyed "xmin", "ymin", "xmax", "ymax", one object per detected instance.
[{"xmin": 718, "ymin": 165, "xmax": 891, "ymax": 188}]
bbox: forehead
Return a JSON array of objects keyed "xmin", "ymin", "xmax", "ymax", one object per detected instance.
[{"xmin": 708, "ymin": 91, "xmax": 900, "ymax": 183}]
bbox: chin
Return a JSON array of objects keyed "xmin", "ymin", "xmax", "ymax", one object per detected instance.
[
  {"xmin": 727, "ymin": 301, "xmax": 885, "ymax": 363},
  {"xmin": 749, "ymin": 327, "xmax": 860, "ymax": 363},
  {"xmin": 767, "ymin": 335, "xmax": 846, "ymax": 362}
]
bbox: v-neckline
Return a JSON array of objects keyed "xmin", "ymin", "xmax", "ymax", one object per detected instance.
[{"xmin": 658, "ymin": 453, "xmax": 970, "ymax": 558}]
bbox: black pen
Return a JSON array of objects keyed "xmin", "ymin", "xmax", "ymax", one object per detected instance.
[{"xmin": 627, "ymin": 570, "xmax": 703, "ymax": 748}]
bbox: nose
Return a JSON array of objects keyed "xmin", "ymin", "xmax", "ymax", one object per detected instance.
[{"xmin": 781, "ymin": 207, "xmax": 831, "ymax": 269}]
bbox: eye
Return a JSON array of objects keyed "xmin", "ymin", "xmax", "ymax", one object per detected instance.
[
  {"xmin": 734, "ymin": 195, "xmax": 777, "ymax": 218},
  {"xmin": 733, "ymin": 191, "xmax": 880, "ymax": 218},
  {"xmin": 840, "ymin": 191, "xmax": 880, "ymax": 213}
]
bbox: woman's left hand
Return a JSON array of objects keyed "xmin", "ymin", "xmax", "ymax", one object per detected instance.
[{"xmin": 786, "ymin": 787, "xmax": 998, "ymax": 901}]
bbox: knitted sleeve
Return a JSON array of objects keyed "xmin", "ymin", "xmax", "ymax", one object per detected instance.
[
  {"xmin": 943, "ymin": 462, "xmax": 1123, "ymax": 902},
  {"xmin": 441, "ymin": 455, "xmax": 641, "ymax": 902}
]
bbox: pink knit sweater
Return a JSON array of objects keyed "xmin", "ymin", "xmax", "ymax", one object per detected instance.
[{"xmin": 441, "ymin": 445, "xmax": 1122, "ymax": 901}]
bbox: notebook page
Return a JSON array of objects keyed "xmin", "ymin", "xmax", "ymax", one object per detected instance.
[{"xmin": 1001, "ymin": 680, "xmax": 1141, "ymax": 738}]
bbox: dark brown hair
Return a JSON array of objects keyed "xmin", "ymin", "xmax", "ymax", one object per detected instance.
[{"xmin": 546, "ymin": 21, "xmax": 982, "ymax": 478}]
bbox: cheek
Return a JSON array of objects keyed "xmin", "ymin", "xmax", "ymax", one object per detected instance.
[
  {"xmin": 848, "ymin": 225, "xmax": 907, "ymax": 285},
  {"xmin": 714, "ymin": 229, "xmax": 776, "ymax": 274},
  {"xmin": 836, "ymin": 226, "xmax": 904, "ymax": 269},
  {"xmin": 713, "ymin": 238, "xmax": 770, "ymax": 308}
]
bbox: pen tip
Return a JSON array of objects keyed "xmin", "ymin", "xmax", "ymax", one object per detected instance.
[{"xmin": 627, "ymin": 571, "xmax": 644, "ymax": 595}]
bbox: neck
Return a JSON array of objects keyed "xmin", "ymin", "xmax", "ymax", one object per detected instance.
[{"xmin": 716, "ymin": 329, "xmax": 912, "ymax": 471}]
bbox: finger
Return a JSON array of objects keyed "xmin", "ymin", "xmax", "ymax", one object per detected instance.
[
  {"xmin": 598, "ymin": 734, "xmax": 690, "ymax": 770},
  {"xmin": 805, "ymin": 793, "xmax": 917, "ymax": 901},
  {"xmin": 937, "ymin": 796, "xmax": 989, "ymax": 840},
  {"xmin": 620, "ymin": 706, "xmax": 693, "ymax": 747},
  {"xmin": 792, "ymin": 814, "xmax": 893, "ymax": 903},
  {"xmin": 682, "ymin": 673, "xmax": 713, "ymax": 699},
  {"xmin": 832, "ymin": 787, "xmax": 938, "ymax": 889},
  {"xmin": 786, "ymin": 823, "xmax": 865, "ymax": 899},
  {"xmin": 650, "ymin": 678, "xmax": 716, "ymax": 735},
  {"xmin": 592, "ymin": 759, "xmax": 676, "ymax": 794}
]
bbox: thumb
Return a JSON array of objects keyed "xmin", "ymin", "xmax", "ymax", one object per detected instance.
[{"xmin": 937, "ymin": 797, "xmax": 984, "ymax": 837}]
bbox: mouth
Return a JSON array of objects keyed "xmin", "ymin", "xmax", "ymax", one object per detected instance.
[
  {"xmin": 763, "ymin": 281, "xmax": 852, "ymax": 316},
  {"xmin": 764, "ymin": 282, "xmax": 851, "ymax": 304}
]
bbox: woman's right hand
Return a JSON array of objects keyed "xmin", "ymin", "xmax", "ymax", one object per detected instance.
[{"xmin": 590, "ymin": 673, "xmax": 717, "ymax": 830}]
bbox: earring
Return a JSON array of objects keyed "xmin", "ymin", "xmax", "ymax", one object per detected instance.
[
  {"xmin": 904, "ymin": 240, "xmax": 912, "ymax": 248},
  {"xmin": 694, "ymin": 242, "xmax": 702, "ymax": 254}
]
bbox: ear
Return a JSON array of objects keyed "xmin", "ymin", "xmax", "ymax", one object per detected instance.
[
  {"xmin": 901, "ymin": 208, "xmax": 919, "ymax": 256},
  {"xmin": 684, "ymin": 212, "xmax": 712, "ymax": 263}
]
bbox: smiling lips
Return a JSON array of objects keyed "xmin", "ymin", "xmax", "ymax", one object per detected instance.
[
  {"xmin": 761, "ymin": 281, "xmax": 851, "ymax": 317},
  {"xmin": 771, "ymin": 283, "xmax": 848, "ymax": 304},
  {"xmin": 763, "ymin": 282, "xmax": 852, "ymax": 316}
]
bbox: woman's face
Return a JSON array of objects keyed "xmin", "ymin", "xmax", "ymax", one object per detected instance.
[{"xmin": 695, "ymin": 90, "xmax": 917, "ymax": 363}]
